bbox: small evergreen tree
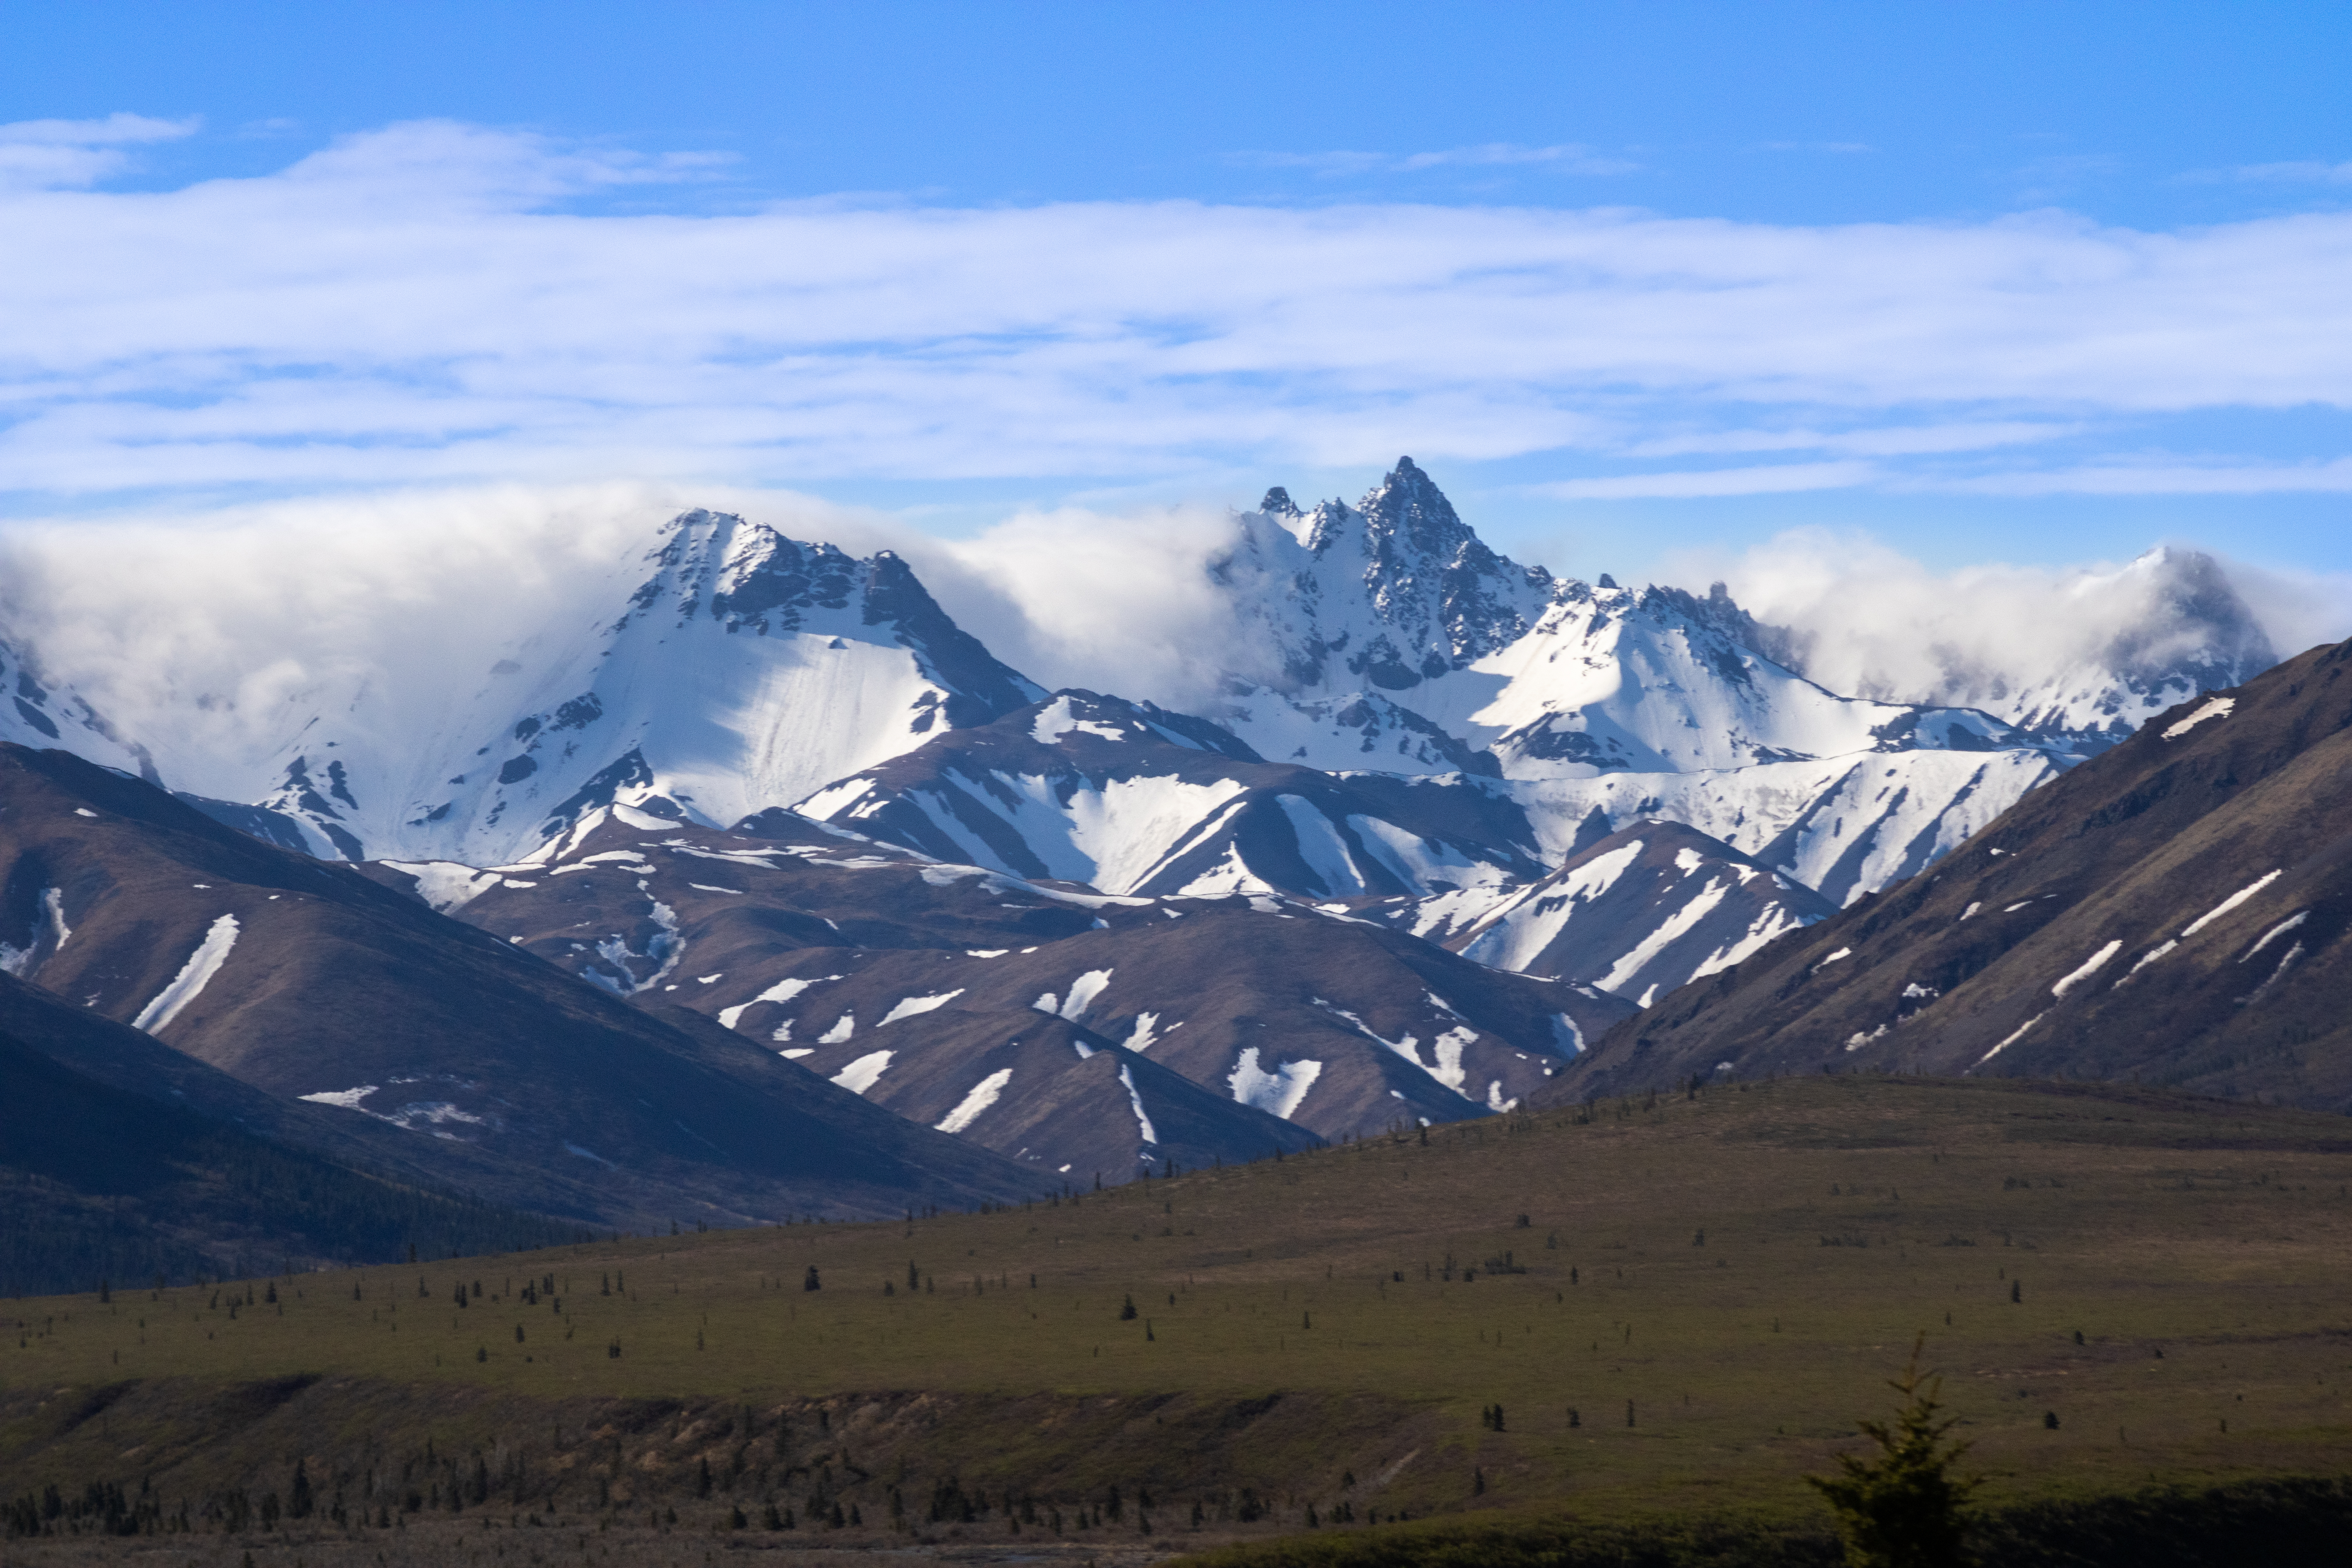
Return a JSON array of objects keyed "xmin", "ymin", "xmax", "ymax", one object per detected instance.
[{"xmin": 1806, "ymin": 1334, "xmax": 1981, "ymax": 1568}]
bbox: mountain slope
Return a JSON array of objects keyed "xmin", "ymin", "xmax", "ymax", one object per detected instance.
[
  {"xmin": 1501, "ymin": 747, "xmax": 2071, "ymax": 909},
  {"xmin": 65, "ymin": 511, "xmax": 1045, "ymax": 866},
  {"xmin": 793, "ymin": 688, "xmax": 1548, "ymax": 899},
  {"xmin": 361, "ymin": 806, "xmax": 1334, "ymax": 1173},
  {"xmin": 0, "ymin": 744, "xmax": 1043, "ymax": 1223},
  {"xmin": 0, "ymin": 1018, "xmax": 577, "ymax": 1296},
  {"xmin": 383, "ymin": 806, "xmax": 1634, "ymax": 1155},
  {"xmin": 685, "ymin": 906, "xmax": 1630, "ymax": 1141},
  {"xmin": 1395, "ymin": 819, "xmax": 1838, "ymax": 1005},
  {"xmin": 1539, "ymin": 639, "xmax": 2352, "ymax": 1109}
]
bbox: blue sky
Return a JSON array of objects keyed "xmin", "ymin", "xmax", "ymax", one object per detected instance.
[{"xmin": 2, "ymin": 0, "xmax": 2349, "ymax": 589}]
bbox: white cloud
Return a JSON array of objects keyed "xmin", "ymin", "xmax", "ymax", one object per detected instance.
[
  {"xmin": 1621, "ymin": 421, "xmax": 2073, "ymax": 459},
  {"xmin": 2227, "ymin": 160, "xmax": 2352, "ymax": 185},
  {"xmin": 1663, "ymin": 529, "xmax": 2338, "ymax": 716},
  {"xmin": 3, "ymin": 485, "xmax": 2337, "ymax": 779},
  {"xmin": 1395, "ymin": 143, "xmax": 1638, "ymax": 174},
  {"xmin": 1536, "ymin": 461, "xmax": 1878, "ymax": 499},
  {"xmin": 0, "ymin": 112, "xmax": 197, "ymax": 189},
  {"xmin": 0, "ymin": 482, "xmax": 917, "ymax": 787},
  {"xmin": 926, "ymin": 505, "xmax": 1268, "ymax": 708},
  {"xmin": 1929, "ymin": 457, "xmax": 2352, "ymax": 495},
  {"xmin": 0, "ymin": 483, "xmax": 1278, "ymax": 758},
  {"xmin": 1, "ymin": 120, "xmax": 2351, "ymax": 501},
  {"xmin": 1233, "ymin": 142, "xmax": 1636, "ymax": 177},
  {"xmin": 2225, "ymin": 561, "xmax": 2352, "ymax": 656}
]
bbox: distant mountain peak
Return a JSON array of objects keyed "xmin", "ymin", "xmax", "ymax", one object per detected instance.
[
  {"xmin": 149, "ymin": 509, "xmax": 1044, "ymax": 866},
  {"xmin": 1232, "ymin": 459, "xmax": 1557, "ymax": 702}
]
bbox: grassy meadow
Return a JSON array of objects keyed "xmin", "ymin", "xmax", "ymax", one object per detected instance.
[{"xmin": 5, "ymin": 1074, "xmax": 2352, "ymax": 1563}]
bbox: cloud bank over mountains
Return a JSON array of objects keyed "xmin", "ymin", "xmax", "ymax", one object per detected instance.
[
  {"xmin": 3, "ymin": 483, "xmax": 2337, "ymax": 759},
  {"xmin": 4, "ymin": 117, "xmax": 2352, "ymax": 506}
]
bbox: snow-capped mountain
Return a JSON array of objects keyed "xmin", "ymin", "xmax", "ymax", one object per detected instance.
[
  {"xmin": 1953, "ymin": 548, "xmax": 2278, "ymax": 748},
  {"xmin": 0, "ymin": 511, "xmax": 1044, "ymax": 867},
  {"xmin": 1543, "ymin": 640, "xmax": 2351, "ymax": 1111},
  {"xmin": 788, "ymin": 688, "xmax": 2058, "ymax": 913},
  {"xmin": 1499, "ymin": 747, "xmax": 2069, "ymax": 909},
  {"xmin": 1709, "ymin": 545, "xmax": 2278, "ymax": 753},
  {"xmin": 0, "ymin": 637, "xmax": 157, "ymax": 782},
  {"xmin": 0, "ymin": 458, "xmax": 2288, "ymax": 1200},
  {"xmin": 1206, "ymin": 461, "xmax": 2029, "ymax": 779}
]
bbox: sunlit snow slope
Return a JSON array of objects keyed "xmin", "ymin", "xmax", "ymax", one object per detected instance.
[{"xmin": 13, "ymin": 512, "xmax": 1045, "ymax": 866}]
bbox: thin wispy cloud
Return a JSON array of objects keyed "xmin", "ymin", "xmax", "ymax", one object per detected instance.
[
  {"xmin": 0, "ymin": 112, "xmax": 198, "ymax": 189},
  {"xmin": 3, "ymin": 119, "xmax": 2351, "ymax": 503},
  {"xmin": 1537, "ymin": 461, "xmax": 1878, "ymax": 500},
  {"xmin": 1232, "ymin": 142, "xmax": 1637, "ymax": 177},
  {"xmin": 1620, "ymin": 421, "xmax": 2073, "ymax": 459},
  {"xmin": 2226, "ymin": 159, "xmax": 2352, "ymax": 185},
  {"xmin": 1232, "ymin": 149, "xmax": 1391, "ymax": 176},
  {"xmin": 1395, "ymin": 142, "xmax": 1637, "ymax": 174},
  {"xmin": 1935, "ymin": 457, "xmax": 2352, "ymax": 496}
]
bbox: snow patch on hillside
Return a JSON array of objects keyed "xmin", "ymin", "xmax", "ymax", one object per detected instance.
[
  {"xmin": 1226, "ymin": 1047, "xmax": 1321, "ymax": 1120},
  {"xmin": 936, "ymin": 1067, "xmax": 1014, "ymax": 1134},
  {"xmin": 132, "ymin": 913, "xmax": 240, "ymax": 1034}
]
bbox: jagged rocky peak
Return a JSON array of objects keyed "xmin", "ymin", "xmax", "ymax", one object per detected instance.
[
  {"xmin": 618, "ymin": 509, "xmax": 867, "ymax": 632},
  {"xmin": 1357, "ymin": 456, "xmax": 1468, "ymax": 552},
  {"xmin": 615, "ymin": 509, "xmax": 1038, "ymax": 726},
  {"xmin": 1234, "ymin": 458, "xmax": 1559, "ymax": 693}
]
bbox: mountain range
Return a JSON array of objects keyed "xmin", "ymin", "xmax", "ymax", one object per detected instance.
[
  {"xmin": 0, "ymin": 459, "xmax": 2296, "ymax": 1282},
  {"xmin": 1544, "ymin": 635, "xmax": 2351, "ymax": 1111}
]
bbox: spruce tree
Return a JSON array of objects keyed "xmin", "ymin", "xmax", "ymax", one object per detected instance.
[{"xmin": 1806, "ymin": 1335, "xmax": 1981, "ymax": 1568}]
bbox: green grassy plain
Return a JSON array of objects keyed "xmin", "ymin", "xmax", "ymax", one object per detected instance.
[{"xmin": 5, "ymin": 1075, "xmax": 2352, "ymax": 1562}]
